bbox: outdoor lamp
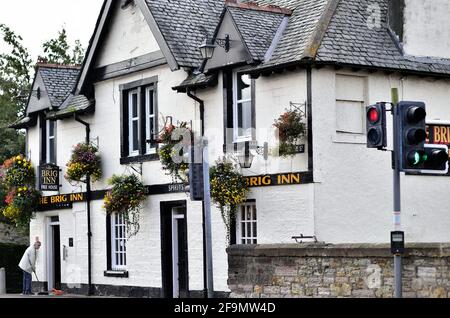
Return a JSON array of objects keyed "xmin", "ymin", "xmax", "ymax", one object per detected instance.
[
  {"xmin": 199, "ymin": 38, "xmax": 216, "ymax": 60},
  {"xmin": 199, "ymin": 34, "xmax": 231, "ymax": 60},
  {"xmin": 236, "ymin": 141, "xmax": 269, "ymax": 169}
]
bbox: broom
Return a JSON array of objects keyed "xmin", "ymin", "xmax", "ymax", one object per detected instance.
[{"xmin": 32, "ymin": 270, "xmax": 49, "ymax": 296}]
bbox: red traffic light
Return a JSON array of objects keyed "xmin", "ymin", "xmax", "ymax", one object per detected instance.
[{"xmin": 367, "ymin": 107, "xmax": 380, "ymax": 124}]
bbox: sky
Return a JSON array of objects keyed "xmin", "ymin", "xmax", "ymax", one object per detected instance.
[{"xmin": 0, "ymin": 0, "xmax": 104, "ymax": 62}]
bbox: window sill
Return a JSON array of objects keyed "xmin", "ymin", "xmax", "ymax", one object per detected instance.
[
  {"xmin": 104, "ymin": 270, "xmax": 129, "ymax": 278},
  {"xmin": 120, "ymin": 153, "xmax": 159, "ymax": 165}
]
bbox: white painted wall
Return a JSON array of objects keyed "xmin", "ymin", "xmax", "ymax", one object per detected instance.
[
  {"xmin": 403, "ymin": 0, "xmax": 450, "ymax": 59},
  {"xmin": 28, "ymin": 64, "xmax": 315, "ymax": 293},
  {"xmin": 95, "ymin": 2, "xmax": 160, "ymax": 68},
  {"xmin": 313, "ymin": 67, "xmax": 450, "ymax": 244}
]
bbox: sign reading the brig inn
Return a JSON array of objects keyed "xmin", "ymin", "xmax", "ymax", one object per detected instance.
[
  {"xmin": 245, "ymin": 172, "xmax": 313, "ymax": 188},
  {"xmin": 39, "ymin": 164, "xmax": 60, "ymax": 191}
]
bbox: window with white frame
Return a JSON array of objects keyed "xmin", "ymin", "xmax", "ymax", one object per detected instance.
[
  {"xmin": 128, "ymin": 90, "xmax": 140, "ymax": 156},
  {"xmin": 145, "ymin": 86, "xmax": 157, "ymax": 154},
  {"xmin": 335, "ymin": 74, "xmax": 367, "ymax": 135},
  {"xmin": 236, "ymin": 202, "xmax": 257, "ymax": 245},
  {"xmin": 233, "ymin": 72, "xmax": 254, "ymax": 142},
  {"xmin": 111, "ymin": 213, "xmax": 127, "ymax": 271},
  {"xmin": 46, "ymin": 120, "xmax": 56, "ymax": 164}
]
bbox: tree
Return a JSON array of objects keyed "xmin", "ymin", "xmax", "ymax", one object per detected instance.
[
  {"xmin": 0, "ymin": 25, "xmax": 86, "ymax": 163},
  {"xmin": 42, "ymin": 27, "xmax": 85, "ymax": 65},
  {"xmin": 0, "ymin": 24, "xmax": 31, "ymax": 162}
]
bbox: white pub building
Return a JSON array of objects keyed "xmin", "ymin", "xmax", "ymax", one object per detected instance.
[{"xmin": 11, "ymin": 0, "xmax": 450, "ymax": 297}]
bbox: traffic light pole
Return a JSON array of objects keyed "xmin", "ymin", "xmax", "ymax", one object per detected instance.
[
  {"xmin": 392, "ymin": 88, "xmax": 403, "ymax": 298},
  {"xmin": 202, "ymin": 139, "xmax": 215, "ymax": 298}
]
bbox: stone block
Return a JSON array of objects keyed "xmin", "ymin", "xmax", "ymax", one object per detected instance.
[
  {"xmin": 291, "ymin": 283, "xmax": 304, "ymax": 295},
  {"xmin": 352, "ymin": 289, "xmax": 375, "ymax": 298},
  {"xmin": 431, "ymin": 287, "xmax": 447, "ymax": 298},
  {"xmin": 318, "ymin": 288, "xmax": 331, "ymax": 297},
  {"xmin": 263, "ymin": 286, "xmax": 280, "ymax": 294},
  {"xmin": 275, "ymin": 266, "xmax": 298, "ymax": 277},
  {"xmin": 418, "ymin": 267, "xmax": 437, "ymax": 278},
  {"xmin": 280, "ymin": 287, "xmax": 291, "ymax": 295},
  {"xmin": 254, "ymin": 285, "xmax": 263, "ymax": 294}
]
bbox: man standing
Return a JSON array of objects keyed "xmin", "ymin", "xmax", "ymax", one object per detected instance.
[{"xmin": 18, "ymin": 239, "xmax": 41, "ymax": 295}]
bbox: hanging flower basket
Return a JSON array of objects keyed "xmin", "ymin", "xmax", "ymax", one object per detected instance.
[
  {"xmin": 66, "ymin": 142, "xmax": 102, "ymax": 184},
  {"xmin": 157, "ymin": 122, "xmax": 192, "ymax": 183},
  {"xmin": 210, "ymin": 157, "xmax": 249, "ymax": 244},
  {"xmin": 3, "ymin": 187, "xmax": 40, "ymax": 228},
  {"xmin": 103, "ymin": 174, "xmax": 147, "ymax": 238},
  {"xmin": 1, "ymin": 155, "xmax": 40, "ymax": 228},
  {"xmin": 3, "ymin": 155, "xmax": 35, "ymax": 187},
  {"xmin": 274, "ymin": 106, "xmax": 306, "ymax": 157}
]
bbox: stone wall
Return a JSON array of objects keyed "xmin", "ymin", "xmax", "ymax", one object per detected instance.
[
  {"xmin": 227, "ymin": 244, "xmax": 450, "ymax": 298},
  {"xmin": 0, "ymin": 222, "xmax": 28, "ymax": 245}
]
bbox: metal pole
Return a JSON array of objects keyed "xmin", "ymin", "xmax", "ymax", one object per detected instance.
[
  {"xmin": 392, "ymin": 88, "xmax": 402, "ymax": 298},
  {"xmin": 202, "ymin": 139, "xmax": 214, "ymax": 298},
  {"xmin": 74, "ymin": 115, "xmax": 93, "ymax": 296}
]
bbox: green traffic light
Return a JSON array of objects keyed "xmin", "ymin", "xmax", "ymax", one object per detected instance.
[
  {"xmin": 412, "ymin": 152, "xmax": 421, "ymax": 166},
  {"xmin": 407, "ymin": 151, "xmax": 427, "ymax": 166}
]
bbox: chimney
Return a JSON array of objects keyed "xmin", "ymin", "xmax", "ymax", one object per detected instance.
[
  {"xmin": 388, "ymin": 0, "xmax": 405, "ymax": 43},
  {"xmin": 401, "ymin": 0, "xmax": 450, "ymax": 59}
]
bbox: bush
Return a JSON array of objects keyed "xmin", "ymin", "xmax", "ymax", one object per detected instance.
[{"xmin": 0, "ymin": 243, "xmax": 28, "ymax": 293}]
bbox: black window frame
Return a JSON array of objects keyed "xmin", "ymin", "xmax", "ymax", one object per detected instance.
[{"xmin": 120, "ymin": 76, "xmax": 159, "ymax": 165}]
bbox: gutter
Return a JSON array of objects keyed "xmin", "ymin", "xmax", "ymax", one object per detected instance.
[
  {"xmin": 74, "ymin": 114, "xmax": 93, "ymax": 296},
  {"xmin": 186, "ymin": 89, "xmax": 208, "ymax": 298}
]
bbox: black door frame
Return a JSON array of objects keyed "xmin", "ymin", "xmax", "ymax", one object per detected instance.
[
  {"xmin": 160, "ymin": 200, "xmax": 189, "ymax": 298},
  {"xmin": 52, "ymin": 225, "xmax": 61, "ymax": 290}
]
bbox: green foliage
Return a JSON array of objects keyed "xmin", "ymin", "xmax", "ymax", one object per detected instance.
[
  {"xmin": 42, "ymin": 28, "xmax": 85, "ymax": 65},
  {"xmin": 0, "ymin": 243, "xmax": 28, "ymax": 293},
  {"xmin": 210, "ymin": 157, "xmax": 248, "ymax": 244},
  {"xmin": 0, "ymin": 24, "xmax": 30, "ymax": 162},
  {"xmin": 104, "ymin": 174, "xmax": 147, "ymax": 238}
]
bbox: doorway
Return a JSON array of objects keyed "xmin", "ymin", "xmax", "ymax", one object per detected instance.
[
  {"xmin": 161, "ymin": 201, "xmax": 189, "ymax": 298},
  {"xmin": 47, "ymin": 217, "xmax": 61, "ymax": 291}
]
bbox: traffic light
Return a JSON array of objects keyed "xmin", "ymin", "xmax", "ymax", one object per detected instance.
[
  {"xmin": 366, "ymin": 103, "xmax": 387, "ymax": 149},
  {"xmin": 398, "ymin": 101, "xmax": 427, "ymax": 171},
  {"xmin": 421, "ymin": 144, "xmax": 449, "ymax": 174},
  {"xmin": 187, "ymin": 145, "xmax": 204, "ymax": 201}
]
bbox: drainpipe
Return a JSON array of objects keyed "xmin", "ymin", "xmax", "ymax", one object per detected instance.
[
  {"xmin": 186, "ymin": 90, "xmax": 208, "ymax": 298},
  {"xmin": 74, "ymin": 114, "xmax": 93, "ymax": 296}
]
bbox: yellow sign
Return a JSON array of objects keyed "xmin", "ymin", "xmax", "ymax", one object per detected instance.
[
  {"xmin": 39, "ymin": 193, "xmax": 85, "ymax": 206},
  {"xmin": 245, "ymin": 172, "xmax": 312, "ymax": 188}
]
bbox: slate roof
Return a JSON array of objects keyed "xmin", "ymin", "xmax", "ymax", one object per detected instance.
[
  {"xmin": 145, "ymin": 0, "xmax": 224, "ymax": 68},
  {"xmin": 227, "ymin": 6, "xmax": 286, "ymax": 62},
  {"xmin": 39, "ymin": 65, "xmax": 80, "ymax": 108},
  {"xmin": 316, "ymin": 0, "xmax": 450, "ymax": 76},
  {"xmin": 47, "ymin": 94, "xmax": 95, "ymax": 120},
  {"xmin": 239, "ymin": 0, "xmax": 330, "ymax": 68}
]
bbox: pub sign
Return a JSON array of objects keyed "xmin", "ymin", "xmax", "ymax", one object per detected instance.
[{"xmin": 39, "ymin": 164, "xmax": 60, "ymax": 191}]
